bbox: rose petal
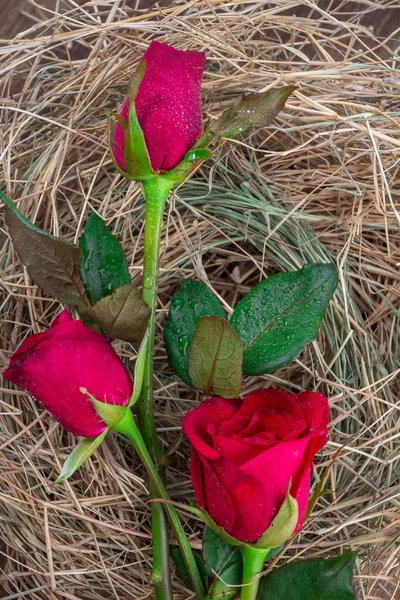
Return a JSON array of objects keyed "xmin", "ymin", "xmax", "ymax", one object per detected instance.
[
  {"xmin": 4, "ymin": 315, "xmax": 133, "ymax": 437},
  {"xmin": 182, "ymin": 397, "xmax": 240, "ymax": 460},
  {"xmin": 297, "ymin": 391, "xmax": 330, "ymax": 433},
  {"xmin": 194, "ymin": 452, "xmax": 235, "ymax": 534},
  {"xmin": 259, "ymin": 410, "xmax": 288, "ymax": 438},
  {"xmin": 183, "ymin": 389, "xmax": 329, "ymax": 543},
  {"xmin": 241, "ymin": 437, "xmax": 320, "ymax": 531},
  {"xmin": 235, "ymin": 411, "xmax": 261, "ymax": 439},
  {"xmin": 52, "ymin": 309, "xmax": 74, "ymax": 327},
  {"xmin": 113, "ymin": 98, "xmax": 129, "ymax": 171},
  {"xmin": 294, "ymin": 466, "xmax": 312, "ymax": 532},
  {"xmin": 114, "ymin": 41, "xmax": 205, "ymax": 173},
  {"xmin": 212, "ymin": 434, "xmax": 260, "ymax": 466},
  {"xmin": 218, "ymin": 414, "xmax": 252, "ymax": 438},
  {"xmin": 190, "ymin": 449, "xmax": 206, "ymax": 508},
  {"xmin": 211, "ymin": 456, "xmax": 270, "ymax": 542},
  {"xmin": 239, "ymin": 388, "xmax": 304, "ymax": 421},
  {"xmin": 7, "ymin": 310, "xmax": 73, "ymax": 367},
  {"xmin": 242, "ymin": 432, "xmax": 277, "ymax": 448}
]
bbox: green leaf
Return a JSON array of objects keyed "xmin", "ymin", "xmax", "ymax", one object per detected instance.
[
  {"xmin": 207, "ymin": 569, "xmax": 241, "ymax": 599},
  {"xmin": 255, "ymin": 489, "xmax": 298, "ymax": 549},
  {"xmin": 188, "ymin": 316, "xmax": 243, "ymax": 398},
  {"xmin": 162, "ymin": 88, "xmax": 294, "ymax": 184},
  {"xmin": 257, "ymin": 552, "xmax": 357, "ymax": 600},
  {"xmin": 230, "ymin": 263, "xmax": 338, "ymax": 376},
  {"xmin": 1, "ymin": 191, "xmax": 89, "ymax": 307},
  {"xmin": 164, "ymin": 280, "xmax": 226, "ymax": 386},
  {"xmin": 203, "ymin": 526, "xmax": 242, "ymax": 577},
  {"xmin": 214, "ymin": 86, "xmax": 295, "ymax": 139},
  {"xmin": 264, "ymin": 546, "xmax": 284, "ymax": 561},
  {"xmin": 80, "ymin": 283, "xmax": 150, "ymax": 343},
  {"xmin": 171, "ymin": 549, "xmax": 208, "ymax": 591},
  {"xmin": 129, "ymin": 326, "xmax": 149, "ymax": 407},
  {"xmin": 80, "ymin": 213, "xmax": 130, "ymax": 305},
  {"xmin": 55, "ymin": 429, "xmax": 108, "ymax": 483},
  {"xmin": 203, "ymin": 526, "xmax": 242, "ymax": 599}
]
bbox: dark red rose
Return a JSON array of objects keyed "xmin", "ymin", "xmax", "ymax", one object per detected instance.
[
  {"xmin": 3, "ymin": 311, "xmax": 133, "ymax": 437},
  {"xmin": 182, "ymin": 388, "xmax": 329, "ymax": 543},
  {"xmin": 114, "ymin": 41, "xmax": 205, "ymax": 173}
]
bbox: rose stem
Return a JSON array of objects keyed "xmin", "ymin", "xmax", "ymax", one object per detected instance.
[
  {"xmin": 135, "ymin": 176, "xmax": 205, "ymax": 600},
  {"xmin": 240, "ymin": 546, "xmax": 270, "ymax": 600},
  {"xmin": 136, "ymin": 176, "xmax": 173, "ymax": 599},
  {"xmin": 114, "ymin": 408, "xmax": 206, "ymax": 600}
]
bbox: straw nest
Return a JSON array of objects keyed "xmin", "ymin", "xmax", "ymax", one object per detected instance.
[{"xmin": 0, "ymin": 1, "xmax": 399, "ymax": 599}]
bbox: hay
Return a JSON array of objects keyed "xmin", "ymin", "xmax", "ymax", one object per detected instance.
[{"xmin": 0, "ymin": 1, "xmax": 399, "ymax": 598}]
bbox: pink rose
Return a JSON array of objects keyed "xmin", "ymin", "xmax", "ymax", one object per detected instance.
[
  {"xmin": 113, "ymin": 41, "xmax": 206, "ymax": 173},
  {"xmin": 182, "ymin": 388, "xmax": 329, "ymax": 543},
  {"xmin": 3, "ymin": 311, "xmax": 133, "ymax": 437}
]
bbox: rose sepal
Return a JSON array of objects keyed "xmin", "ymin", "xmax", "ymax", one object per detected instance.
[
  {"xmin": 124, "ymin": 86, "xmax": 154, "ymax": 179},
  {"xmin": 161, "ymin": 146, "xmax": 213, "ymax": 184},
  {"xmin": 110, "ymin": 62, "xmax": 155, "ymax": 181},
  {"xmin": 254, "ymin": 486, "xmax": 298, "ymax": 549},
  {"xmin": 178, "ymin": 485, "xmax": 298, "ymax": 551},
  {"xmin": 55, "ymin": 429, "xmax": 108, "ymax": 483},
  {"xmin": 81, "ymin": 387, "xmax": 130, "ymax": 428},
  {"xmin": 126, "ymin": 60, "xmax": 146, "ymax": 100},
  {"xmin": 107, "ymin": 114, "xmax": 136, "ymax": 180},
  {"xmin": 128, "ymin": 325, "xmax": 149, "ymax": 408}
]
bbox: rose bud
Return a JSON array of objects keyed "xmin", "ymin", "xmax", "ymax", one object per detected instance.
[
  {"xmin": 113, "ymin": 41, "xmax": 206, "ymax": 177},
  {"xmin": 3, "ymin": 311, "xmax": 133, "ymax": 437},
  {"xmin": 182, "ymin": 388, "xmax": 329, "ymax": 544}
]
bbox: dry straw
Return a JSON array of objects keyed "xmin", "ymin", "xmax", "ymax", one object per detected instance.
[{"xmin": 0, "ymin": 1, "xmax": 399, "ymax": 599}]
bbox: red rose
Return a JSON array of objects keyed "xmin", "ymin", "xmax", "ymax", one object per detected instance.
[
  {"xmin": 114, "ymin": 41, "xmax": 206, "ymax": 173},
  {"xmin": 182, "ymin": 388, "xmax": 329, "ymax": 543},
  {"xmin": 3, "ymin": 311, "xmax": 133, "ymax": 437}
]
